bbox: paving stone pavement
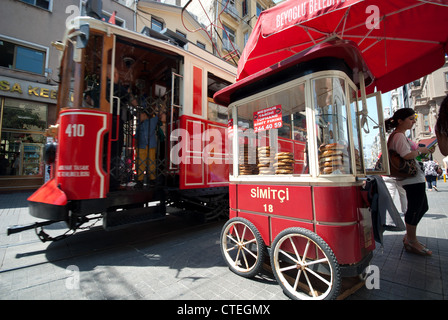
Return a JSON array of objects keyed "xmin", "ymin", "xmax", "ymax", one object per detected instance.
[
  {"xmin": 0, "ymin": 178, "xmax": 447, "ymax": 301},
  {"xmin": 349, "ymin": 178, "xmax": 448, "ymax": 300}
]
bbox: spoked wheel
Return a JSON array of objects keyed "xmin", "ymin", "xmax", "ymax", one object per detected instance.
[
  {"xmin": 270, "ymin": 227, "xmax": 341, "ymax": 300},
  {"xmin": 220, "ymin": 217, "xmax": 266, "ymax": 278}
]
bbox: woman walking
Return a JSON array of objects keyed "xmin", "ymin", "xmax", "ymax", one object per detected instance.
[
  {"xmin": 423, "ymin": 159, "xmax": 439, "ymax": 191},
  {"xmin": 385, "ymin": 108, "xmax": 433, "ymax": 256}
]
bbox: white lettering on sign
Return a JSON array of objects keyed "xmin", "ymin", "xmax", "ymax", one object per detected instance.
[
  {"xmin": 253, "ymin": 105, "xmax": 282, "ymax": 133},
  {"xmin": 250, "ymin": 187, "xmax": 290, "ymax": 203},
  {"xmin": 57, "ymin": 164, "xmax": 90, "ymax": 177},
  {"xmin": 274, "ymin": 0, "xmax": 354, "ymax": 30},
  {"xmin": 65, "ymin": 124, "xmax": 85, "ymax": 137}
]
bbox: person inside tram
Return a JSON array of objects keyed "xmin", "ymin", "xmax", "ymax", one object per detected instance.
[
  {"xmin": 106, "ymin": 64, "xmax": 138, "ymax": 190},
  {"xmin": 82, "ymin": 90, "xmax": 95, "ymax": 107},
  {"xmin": 82, "ymin": 71, "xmax": 101, "ymax": 108},
  {"xmin": 135, "ymin": 109, "xmax": 159, "ymax": 186}
]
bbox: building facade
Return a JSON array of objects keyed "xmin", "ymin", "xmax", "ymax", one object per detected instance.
[
  {"xmin": 0, "ymin": 0, "xmax": 135, "ymax": 191},
  {"xmin": 144, "ymin": 0, "xmax": 275, "ymax": 66},
  {"xmin": 136, "ymin": 0, "xmax": 215, "ymax": 53},
  {"xmin": 408, "ymin": 56, "xmax": 448, "ymax": 166},
  {"xmin": 213, "ymin": 0, "xmax": 275, "ymax": 65},
  {"xmin": 214, "ymin": 0, "xmax": 275, "ymax": 66}
]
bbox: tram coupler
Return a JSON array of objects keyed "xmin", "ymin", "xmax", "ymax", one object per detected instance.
[{"xmin": 7, "ymin": 220, "xmax": 57, "ymax": 236}]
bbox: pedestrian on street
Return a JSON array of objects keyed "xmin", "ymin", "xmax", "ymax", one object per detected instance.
[
  {"xmin": 435, "ymin": 94, "xmax": 448, "ymax": 156},
  {"xmin": 385, "ymin": 108, "xmax": 433, "ymax": 256},
  {"xmin": 423, "ymin": 158, "xmax": 439, "ymax": 191},
  {"xmin": 443, "ymin": 156, "xmax": 448, "ymax": 179}
]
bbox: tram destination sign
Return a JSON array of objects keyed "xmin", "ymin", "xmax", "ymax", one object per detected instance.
[{"xmin": 253, "ymin": 105, "xmax": 282, "ymax": 133}]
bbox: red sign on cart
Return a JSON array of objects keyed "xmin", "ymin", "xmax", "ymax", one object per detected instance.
[{"xmin": 253, "ymin": 105, "xmax": 282, "ymax": 133}]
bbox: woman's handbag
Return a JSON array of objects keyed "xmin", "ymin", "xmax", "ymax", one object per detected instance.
[{"xmin": 388, "ymin": 149, "xmax": 418, "ymax": 178}]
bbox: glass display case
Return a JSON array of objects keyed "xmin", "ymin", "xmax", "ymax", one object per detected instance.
[
  {"xmin": 21, "ymin": 143, "xmax": 43, "ymax": 175},
  {"xmin": 229, "ymin": 70, "xmax": 387, "ymax": 181}
]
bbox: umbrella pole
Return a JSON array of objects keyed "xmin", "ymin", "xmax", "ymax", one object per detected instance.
[
  {"xmin": 359, "ymin": 71, "xmax": 370, "ymax": 133},
  {"xmin": 359, "ymin": 71, "xmax": 367, "ymax": 113}
]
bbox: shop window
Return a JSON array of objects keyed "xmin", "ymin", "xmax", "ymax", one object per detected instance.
[
  {"xmin": 0, "ymin": 39, "xmax": 46, "ymax": 75},
  {"xmin": 1, "ymin": 98, "xmax": 47, "ymax": 176},
  {"xmin": 0, "ymin": 131, "xmax": 45, "ymax": 176},
  {"xmin": 236, "ymin": 82, "xmax": 308, "ymax": 176},
  {"xmin": 2, "ymin": 98, "xmax": 47, "ymax": 131}
]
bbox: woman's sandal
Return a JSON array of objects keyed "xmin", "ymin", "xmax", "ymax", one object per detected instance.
[{"xmin": 403, "ymin": 238, "xmax": 432, "ymax": 256}]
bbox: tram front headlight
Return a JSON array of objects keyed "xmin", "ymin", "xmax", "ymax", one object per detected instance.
[{"xmin": 44, "ymin": 142, "xmax": 57, "ymax": 165}]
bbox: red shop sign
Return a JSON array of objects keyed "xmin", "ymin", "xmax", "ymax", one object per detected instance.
[{"xmin": 253, "ymin": 105, "xmax": 282, "ymax": 133}]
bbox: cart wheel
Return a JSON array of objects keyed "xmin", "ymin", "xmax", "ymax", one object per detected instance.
[
  {"xmin": 270, "ymin": 227, "xmax": 341, "ymax": 300},
  {"xmin": 220, "ymin": 217, "xmax": 266, "ymax": 278}
]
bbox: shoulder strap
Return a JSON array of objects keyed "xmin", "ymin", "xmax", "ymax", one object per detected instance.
[{"xmin": 387, "ymin": 131, "xmax": 397, "ymax": 149}]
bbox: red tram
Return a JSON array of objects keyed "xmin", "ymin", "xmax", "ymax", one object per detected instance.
[{"xmin": 8, "ymin": 13, "xmax": 236, "ymax": 240}]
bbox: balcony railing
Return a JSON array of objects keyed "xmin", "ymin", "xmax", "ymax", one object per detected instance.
[
  {"xmin": 223, "ymin": 3, "xmax": 239, "ymax": 20},
  {"xmin": 414, "ymin": 97, "xmax": 429, "ymax": 107},
  {"xmin": 222, "ymin": 38, "xmax": 239, "ymax": 53}
]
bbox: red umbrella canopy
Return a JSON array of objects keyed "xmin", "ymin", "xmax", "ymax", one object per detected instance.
[{"xmin": 237, "ymin": 0, "xmax": 448, "ymax": 94}]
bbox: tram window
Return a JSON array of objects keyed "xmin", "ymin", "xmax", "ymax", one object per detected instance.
[
  {"xmin": 82, "ymin": 35, "xmax": 103, "ymax": 108},
  {"xmin": 208, "ymin": 99, "xmax": 228, "ymax": 124},
  {"xmin": 207, "ymin": 73, "xmax": 231, "ymax": 124},
  {"xmin": 236, "ymin": 82, "xmax": 308, "ymax": 176},
  {"xmin": 313, "ymin": 77, "xmax": 352, "ymax": 175},
  {"xmin": 58, "ymin": 40, "xmax": 77, "ymax": 109},
  {"xmin": 58, "ymin": 34, "xmax": 103, "ymax": 110}
]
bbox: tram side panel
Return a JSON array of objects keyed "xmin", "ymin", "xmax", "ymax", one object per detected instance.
[
  {"xmin": 28, "ymin": 109, "xmax": 110, "ymax": 221},
  {"xmin": 56, "ymin": 110, "xmax": 110, "ymax": 200},
  {"xmin": 177, "ymin": 115, "xmax": 229, "ymax": 190}
]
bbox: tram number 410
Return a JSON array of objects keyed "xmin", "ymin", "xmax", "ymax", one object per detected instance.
[{"xmin": 65, "ymin": 124, "xmax": 85, "ymax": 137}]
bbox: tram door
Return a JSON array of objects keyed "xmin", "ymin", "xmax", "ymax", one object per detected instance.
[
  {"xmin": 168, "ymin": 71, "xmax": 183, "ymax": 172},
  {"xmin": 106, "ymin": 37, "xmax": 182, "ymax": 189}
]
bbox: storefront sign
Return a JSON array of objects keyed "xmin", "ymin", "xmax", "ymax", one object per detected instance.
[
  {"xmin": 237, "ymin": 184, "xmax": 313, "ymax": 221},
  {"xmin": 0, "ymin": 76, "xmax": 58, "ymax": 103},
  {"xmin": 253, "ymin": 105, "xmax": 283, "ymax": 133}
]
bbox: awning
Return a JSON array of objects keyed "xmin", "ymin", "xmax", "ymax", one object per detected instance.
[{"xmin": 222, "ymin": 0, "xmax": 448, "ymax": 103}]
